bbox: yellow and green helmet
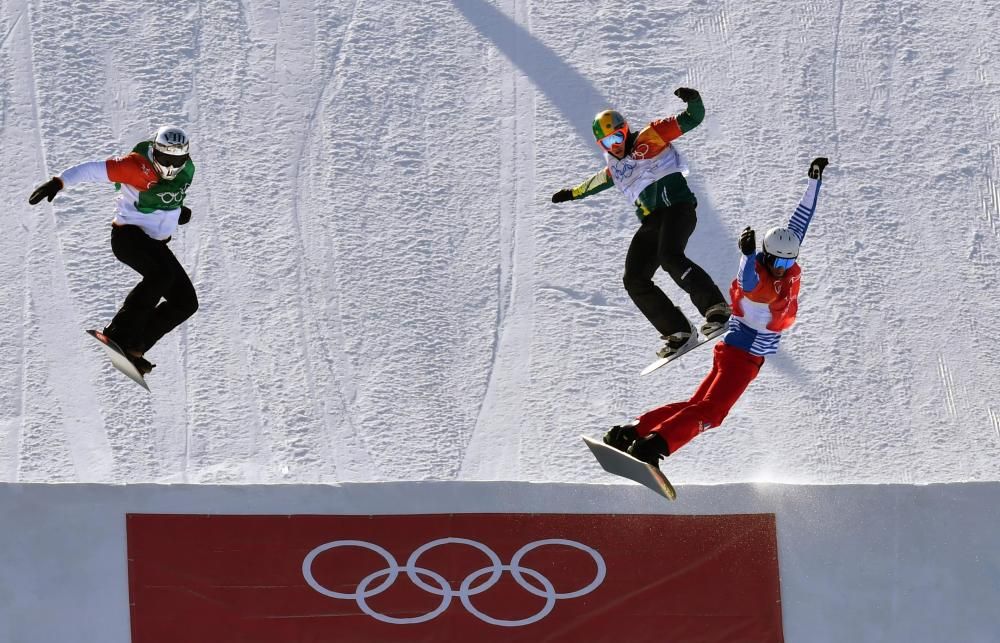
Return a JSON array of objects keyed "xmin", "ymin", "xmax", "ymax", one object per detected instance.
[{"xmin": 592, "ymin": 109, "xmax": 628, "ymax": 140}]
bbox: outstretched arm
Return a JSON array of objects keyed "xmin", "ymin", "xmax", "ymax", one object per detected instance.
[
  {"xmin": 29, "ymin": 153, "xmax": 161, "ymax": 205},
  {"xmin": 59, "ymin": 160, "xmax": 113, "ymax": 186},
  {"xmin": 787, "ymin": 158, "xmax": 828, "ymax": 244},
  {"xmin": 552, "ymin": 167, "xmax": 614, "ymax": 203},
  {"xmin": 62, "ymin": 154, "xmax": 159, "ymax": 191}
]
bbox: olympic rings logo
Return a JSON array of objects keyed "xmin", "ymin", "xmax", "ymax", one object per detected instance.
[
  {"xmin": 156, "ymin": 183, "xmax": 189, "ymax": 204},
  {"xmin": 302, "ymin": 537, "xmax": 606, "ymax": 627},
  {"xmin": 612, "ymin": 158, "xmax": 636, "ymax": 180}
]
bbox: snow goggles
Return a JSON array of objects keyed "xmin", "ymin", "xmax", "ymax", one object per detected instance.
[
  {"xmin": 765, "ymin": 255, "xmax": 796, "ymax": 270},
  {"xmin": 598, "ymin": 128, "xmax": 627, "ymax": 151},
  {"xmin": 153, "ymin": 147, "xmax": 190, "ymax": 168}
]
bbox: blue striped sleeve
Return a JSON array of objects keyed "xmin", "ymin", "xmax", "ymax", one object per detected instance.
[
  {"xmin": 737, "ymin": 253, "xmax": 759, "ymax": 291},
  {"xmin": 787, "ymin": 178, "xmax": 821, "ymax": 244}
]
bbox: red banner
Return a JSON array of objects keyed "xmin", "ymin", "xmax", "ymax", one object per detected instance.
[{"xmin": 127, "ymin": 513, "xmax": 782, "ymax": 642}]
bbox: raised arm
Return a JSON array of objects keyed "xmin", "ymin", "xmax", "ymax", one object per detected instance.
[
  {"xmin": 787, "ymin": 158, "xmax": 828, "ymax": 244},
  {"xmin": 673, "ymin": 87, "xmax": 705, "ymax": 133},
  {"xmin": 736, "ymin": 227, "xmax": 760, "ymax": 291},
  {"xmin": 647, "ymin": 88, "xmax": 706, "ymax": 145}
]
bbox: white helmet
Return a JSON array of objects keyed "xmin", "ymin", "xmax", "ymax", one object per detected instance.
[
  {"xmin": 762, "ymin": 227, "xmax": 800, "ymax": 259},
  {"xmin": 150, "ymin": 125, "xmax": 190, "ymax": 180}
]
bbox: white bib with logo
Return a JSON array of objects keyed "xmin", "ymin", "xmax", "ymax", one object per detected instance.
[{"xmin": 605, "ymin": 144, "xmax": 688, "ymax": 204}]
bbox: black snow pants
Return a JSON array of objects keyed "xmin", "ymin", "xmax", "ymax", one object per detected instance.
[
  {"xmin": 622, "ymin": 202, "xmax": 725, "ymax": 337},
  {"xmin": 105, "ymin": 224, "xmax": 198, "ymax": 354}
]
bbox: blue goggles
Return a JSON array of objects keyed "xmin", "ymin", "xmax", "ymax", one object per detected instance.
[
  {"xmin": 598, "ymin": 130, "xmax": 626, "ymax": 150},
  {"xmin": 766, "ymin": 255, "xmax": 796, "ymax": 270}
]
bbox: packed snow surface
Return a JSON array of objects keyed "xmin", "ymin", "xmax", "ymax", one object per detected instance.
[{"xmin": 2, "ymin": 0, "xmax": 998, "ymax": 484}]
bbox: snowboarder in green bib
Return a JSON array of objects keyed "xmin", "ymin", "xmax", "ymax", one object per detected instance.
[
  {"xmin": 28, "ymin": 125, "xmax": 198, "ymax": 375},
  {"xmin": 551, "ymin": 88, "xmax": 730, "ymax": 359}
]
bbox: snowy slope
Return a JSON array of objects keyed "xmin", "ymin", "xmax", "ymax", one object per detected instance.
[{"xmin": 1, "ymin": 0, "xmax": 998, "ymax": 484}]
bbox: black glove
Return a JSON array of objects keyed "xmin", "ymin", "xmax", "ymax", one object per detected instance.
[
  {"xmin": 551, "ymin": 189, "xmax": 573, "ymax": 203},
  {"xmin": 809, "ymin": 157, "xmax": 829, "ymax": 180},
  {"xmin": 28, "ymin": 177, "xmax": 64, "ymax": 205},
  {"xmin": 738, "ymin": 226, "xmax": 756, "ymax": 256},
  {"xmin": 179, "ymin": 205, "xmax": 192, "ymax": 225},
  {"xmin": 673, "ymin": 87, "xmax": 701, "ymax": 102}
]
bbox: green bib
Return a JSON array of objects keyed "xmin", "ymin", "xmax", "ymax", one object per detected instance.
[{"xmin": 120, "ymin": 140, "xmax": 196, "ymax": 213}]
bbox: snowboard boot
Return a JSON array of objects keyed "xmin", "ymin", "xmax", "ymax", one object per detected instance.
[
  {"xmin": 127, "ymin": 354, "xmax": 156, "ymax": 376},
  {"xmin": 656, "ymin": 330, "xmax": 695, "ymax": 359},
  {"xmin": 102, "ymin": 325, "xmax": 127, "ymax": 350},
  {"xmin": 103, "ymin": 324, "xmax": 143, "ymax": 355},
  {"xmin": 627, "ymin": 433, "xmax": 669, "ymax": 469},
  {"xmin": 104, "ymin": 326, "xmax": 155, "ymax": 375},
  {"xmin": 603, "ymin": 419, "xmax": 640, "ymax": 452},
  {"xmin": 699, "ymin": 302, "xmax": 732, "ymax": 337}
]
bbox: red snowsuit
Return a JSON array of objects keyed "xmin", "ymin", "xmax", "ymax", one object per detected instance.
[{"xmin": 634, "ymin": 342, "xmax": 764, "ymax": 453}]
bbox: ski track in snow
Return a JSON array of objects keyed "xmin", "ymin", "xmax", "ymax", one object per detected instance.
[
  {"xmin": 461, "ymin": 0, "xmax": 537, "ymax": 479},
  {"xmin": 0, "ymin": 1, "xmax": 29, "ymax": 480},
  {"xmin": 2, "ymin": 0, "xmax": 999, "ymax": 485},
  {"xmin": 282, "ymin": 0, "xmax": 374, "ymax": 480},
  {"xmin": 830, "ymin": 0, "xmax": 844, "ymax": 157},
  {"xmin": 17, "ymin": 0, "xmax": 116, "ymax": 481}
]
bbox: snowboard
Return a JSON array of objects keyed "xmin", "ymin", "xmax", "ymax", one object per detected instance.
[
  {"xmin": 640, "ymin": 325, "xmax": 728, "ymax": 376},
  {"xmin": 86, "ymin": 329, "xmax": 150, "ymax": 391},
  {"xmin": 582, "ymin": 435, "xmax": 677, "ymax": 501}
]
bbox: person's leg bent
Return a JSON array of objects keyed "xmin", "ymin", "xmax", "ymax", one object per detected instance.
[
  {"xmin": 136, "ymin": 244, "xmax": 198, "ymax": 352},
  {"xmin": 634, "ymin": 340, "xmax": 727, "ymax": 440},
  {"xmin": 688, "ymin": 344, "xmax": 723, "ymax": 404},
  {"xmin": 657, "ymin": 203, "xmax": 726, "ymax": 315},
  {"xmin": 106, "ymin": 225, "xmax": 175, "ymax": 351},
  {"xmin": 624, "ymin": 212, "xmax": 690, "ymax": 336},
  {"xmin": 653, "ymin": 343, "xmax": 764, "ymax": 452},
  {"xmin": 635, "ymin": 402, "xmax": 687, "ymax": 437}
]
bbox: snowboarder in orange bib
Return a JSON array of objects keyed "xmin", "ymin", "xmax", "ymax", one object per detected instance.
[
  {"xmin": 551, "ymin": 88, "xmax": 730, "ymax": 359},
  {"xmin": 29, "ymin": 125, "xmax": 198, "ymax": 375},
  {"xmin": 606, "ymin": 158, "xmax": 829, "ymax": 466}
]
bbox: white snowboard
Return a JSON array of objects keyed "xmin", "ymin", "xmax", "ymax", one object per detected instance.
[
  {"xmin": 86, "ymin": 329, "xmax": 150, "ymax": 391},
  {"xmin": 582, "ymin": 435, "xmax": 676, "ymax": 501},
  {"xmin": 640, "ymin": 326, "xmax": 728, "ymax": 376}
]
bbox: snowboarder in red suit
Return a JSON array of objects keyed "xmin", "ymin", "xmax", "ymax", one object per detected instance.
[{"xmin": 605, "ymin": 158, "xmax": 829, "ymax": 466}]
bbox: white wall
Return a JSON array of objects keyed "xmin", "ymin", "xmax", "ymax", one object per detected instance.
[{"xmin": 1, "ymin": 481, "xmax": 999, "ymax": 642}]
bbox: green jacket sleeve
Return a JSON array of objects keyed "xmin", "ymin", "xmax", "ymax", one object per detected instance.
[
  {"xmin": 571, "ymin": 168, "xmax": 615, "ymax": 200},
  {"xmin": 676, "ymin": 96, "xmax": 705, "ymax": 133}
]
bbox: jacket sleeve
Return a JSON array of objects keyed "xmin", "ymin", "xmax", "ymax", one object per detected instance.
[
  {"xmin": 59, "ymin": 153, "xmax": 159, "ymax": 191},
  {"xmin": 59, "ymin": 160, "xmax": 111, "ymax": 186},
  {"xmin": 676, "ymin": 95, "xmax": 705, "ymax": 133},
  {"xmin": 570, "ymin": 167, "xmax": 615, "ymax": 200},
  {"xmin": 787, "ymin": 177, "xmax": 821, "ymax": 245},
  {"xmin": 648, "ymin": 95, "xmax": 706, "ymax": 143},
  {"xmin": 737, "ymin": 253, "xmax": 760, "ymax": 292}
]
